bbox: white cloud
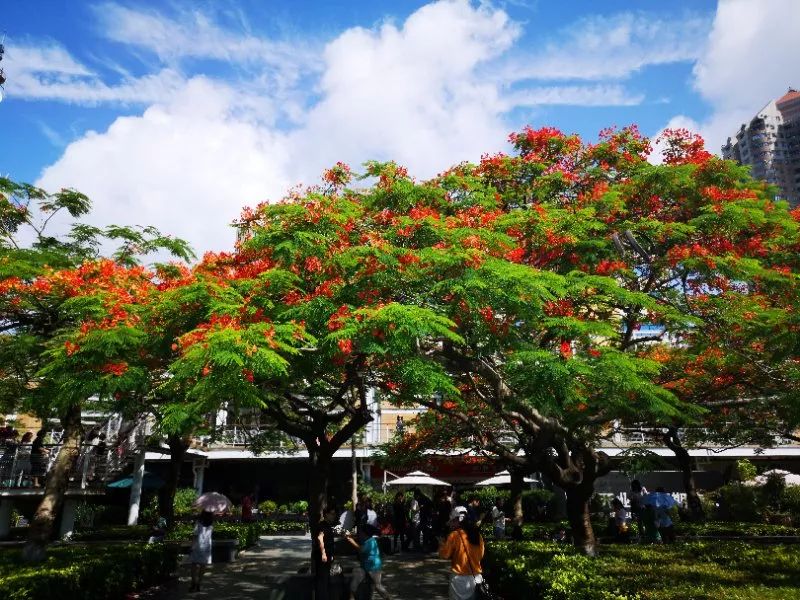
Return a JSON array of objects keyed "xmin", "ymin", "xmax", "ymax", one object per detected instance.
[
  {"xmin": 4, "ymin": 39, "xmax": 185, "ymax": 105},
  {"xmin": 93, "ymin": 2, "xmax": 319, "ymax": 94},
  {"xmin": 11, "ymin": 68, "xmax": 185, "ymax": 105},
  {"xmin": 34, "ymin": 0, "xmax": 704, "ymax": 253},
  {"xmin": 500, "ymin": 12, "xmax": 710, "ymax": 82},
  {"xmin": 503, "ymin": 84, "xmax": 643, "ymax": 109},
  {"xmin": 660, "ymin": 0, "xmax": 800, "ymax": 153},
  {"xmin": 37, "ymin": 78, "xmax": 292, "ymax": 252}
]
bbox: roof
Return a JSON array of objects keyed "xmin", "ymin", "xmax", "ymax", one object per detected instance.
[{"xmin": 777, "ymin": 88, "xmax": 800, "ymax": 107}]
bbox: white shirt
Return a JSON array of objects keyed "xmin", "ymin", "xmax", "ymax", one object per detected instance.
[
  {"xmin": 339, "ymin": 510, "xmax": 356, "ymax": 532},
  {"xmin": 410, "ymin": 499, "xmax": 421, "ymax": 525},
  {"xmin": 491, "ymin": 506, "xmax": 505, "ymax": 528},
  {"xmin": 365, "ymin": 509, "xmax": 379, "ymax": 527}
]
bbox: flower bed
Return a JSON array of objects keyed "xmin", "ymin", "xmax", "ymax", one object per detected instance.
[
  {"xmin": 0, "ymin": 543, "xmax": 179, "ymax": 600},
  {"xmin": 484, "ymin": 540, "xmax": 800, "ymax": 600}
]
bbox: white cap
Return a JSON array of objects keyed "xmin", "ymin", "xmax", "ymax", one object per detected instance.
[{"xmin": 450, "ymin": 506, "xmax": 468, "ymax": 522}]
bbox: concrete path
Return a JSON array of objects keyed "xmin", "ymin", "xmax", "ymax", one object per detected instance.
[{"xmin": 166, "ymin": 535, "xmax": 451, "ymax": 599}]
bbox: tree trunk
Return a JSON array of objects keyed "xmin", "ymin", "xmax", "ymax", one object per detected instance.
[
  {"xmin": 159, "ymin": 435, "xmax": 188, "ymax": 529},
  {"xmin": 565, "ymin": 480, "xmax": 597, "ymax": 556},
  {"xmin": 308, "ymin": 450, "xmax": 331, "ymax": 530},
  {"xmin": 509, "ymin": 467, "xmax": 525, "ymax": 540},
  {"xmin": 545, "ymin": 444, "xmax": 609, "ymax": 557},
  {"xmin": 23, "ymin": 403, "xmax": 83, "ymax": 562},
  {"xmin": 664, "ymin": 428, "xmax": 704, "ymax": 521}
]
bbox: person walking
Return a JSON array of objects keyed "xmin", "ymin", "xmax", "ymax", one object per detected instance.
[
  {"xmin": 490, "ymin": 499, "xmax": 506, "ymax": 539},
  {"xmin": 312, "ymin": 507, "xmax": 338, "ymax": 600},
  {"xmin": 345, "ymin": 524, "xmax": 392, "ymax": 600},
  {"xmin": 391, "ymin": 492, "xmax": 408, "ymax": 553},
  {"xmin": 30, "ymin": 429, "xmax": 50, "ymax": 487},
  {"xmin": 13, "ymin": 432, "xmax": 33, "ymax": 487},
  {"xmin": 189, "ymin": 510, "xmax": 214, "ymax": 592},
  {"xmin": 439, "ymin": 507, "xmax": 485, "ymax": 600}
]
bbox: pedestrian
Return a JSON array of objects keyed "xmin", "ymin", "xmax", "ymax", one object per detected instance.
[
  {"xmin": 434, "ymin": 489, "xmax": 452, "ymax": 538},
  {"xmin": 13, "ymin": 432, "xmax": 33, "ymax": 486},
  {"xmin": 439, "ymin": 506, "xmax": 485, "ymax": 600},
  {"xmin": 409, "ymin": 489, "xmax": 422, "ymax": 550},
  {"xmin": 312, "ymin": 506, "xmax": 338, "ymax": 600},
  {"xmin": 345, "ymin": 523, "xmax": 392, "ymax": 600},
  {"xmin": 391, "ymin": 492, "xmax": 408, "ymax": 553},
  {"xmin": 30, "ymin": 429, "xmax": 50, "ymax": 488},
  {"xmin": 653, "ymin": 487, "xmax": 677, "ymax": 543},
  {"xmin": 189, "ymin": 510, "xmax": 214, "ymax": 592},
  {"xmin": 490, "ymin": 498, "xmax": 506, "ymax": 539},
  {"xmin": 242, "ymin": 492, "xmax": 254, "ymax": 522},
  {"xmin": 629, "ymin": 480, "xmax": 646, "ymax": 540},
  {"xmin": 465, "ymin": 495, "xmax": 484, "ymax": 526}
]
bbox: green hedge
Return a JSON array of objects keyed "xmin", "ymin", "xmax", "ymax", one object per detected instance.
[
  {"xmin": 166, "ymin": 519, "xmax": 307, "ymax": 550},
  {"xmin": 0, "ymin": 543, "xmax": 179, "ymax": 600},
  {"xmin": 484, "ymin": 540, "xmax": 800, "ymax": 600}
]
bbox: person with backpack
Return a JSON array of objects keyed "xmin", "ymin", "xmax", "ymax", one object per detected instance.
[
  {"xmin": 439, "ymin": 506, "xmax": 485, "ymax": 600},
  {"xmin": 345, "ymin": 524, "xmax": 392, "ymax": 599}
]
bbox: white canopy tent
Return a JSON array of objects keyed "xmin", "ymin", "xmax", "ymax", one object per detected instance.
[
  {"xmin": 384, "ymin": 470, "xmax": 450, "ymax": 490},
  {"xmin": 474, "ymin": 470, "xmax": 538, "ymax": 487}
]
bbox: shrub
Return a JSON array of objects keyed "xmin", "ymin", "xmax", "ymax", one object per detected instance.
[
  {"xmin": 174, "ymin": 488, "xmax": 199, "ymax": 517},
  {"xmin": 781, "ymin": 486, "xmax": 800, "ymax": 524},
  {"xmin": 484, "ymin": 540, "xmax": 800, "ymax": 600},
  {"xmin": 0, "ymin": 543, "xmax": 178, "ymax": 600},
  {"xmin": 716, "ymin": 484, "xmax": 760, "ymax": 522},
  {"xmin": 258, "ymin": 499, "xmax": 278, "ymax": 515},
  {"xmin": 736, "ymin": 458, "xmax": 758, "ymax": 482}
]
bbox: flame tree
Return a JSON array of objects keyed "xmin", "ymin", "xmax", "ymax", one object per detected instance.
[{"xmin": 0, "ymin": 177, "xmax": 193, "ymax": 561}]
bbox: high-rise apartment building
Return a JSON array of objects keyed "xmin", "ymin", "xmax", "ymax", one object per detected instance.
[{"xmin": 722, "ymin": 88, "xmax": 800, "ymax": 206}]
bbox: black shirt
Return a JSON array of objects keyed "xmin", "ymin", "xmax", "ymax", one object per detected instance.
[{"xmin": 312, "ymin": 520, "xmax": 334, "ymax": 564}]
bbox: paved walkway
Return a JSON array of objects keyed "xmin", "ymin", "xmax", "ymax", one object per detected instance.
[{"xmin": 165, "ymin": 535, "xmax": 451, "ymax": 599}]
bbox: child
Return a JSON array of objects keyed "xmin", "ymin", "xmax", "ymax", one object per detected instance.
[
  {"xmin": 190, "ymin": 510, "xmax": 214, "ymax": 592},
  {"xmin": 345, "ymin": 524, "xmax": 391, "ymax": 600},
  {"xmin": 611, "ymin": 498, "xmax": 630, "ymax": 542}
]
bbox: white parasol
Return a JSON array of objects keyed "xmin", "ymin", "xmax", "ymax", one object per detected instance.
[
  {"xmin": 194, "ymin": 491, "xmax": 232, "ymax": 513},
  {"xmin": 386, "ymin": 470, "xmax": 450, "ymax": 488},
  {"xmin": 474, "ymin": 470, "xmax": 538, "ymax": 487}
]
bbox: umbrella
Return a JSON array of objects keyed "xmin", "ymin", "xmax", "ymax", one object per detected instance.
[
  {"xmin": 107, "ymin": 471, "xmax": 165, "ymax": 490},
  {"xmin": 642, "ymin": 491, "xmax": 678, "ymax": 510},
  {"xmin": 386, "ymin": 470, "xmax": 449, "ymax": 488},
  {"xmin": 474, "ymin": 470, "xmax": 538, "ymax": 487},
  {"xmin": 194, "ymin": 491, "xmax": 232, "ymax": 513}
]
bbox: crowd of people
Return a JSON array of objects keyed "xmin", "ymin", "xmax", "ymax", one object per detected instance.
[
  {"xmin": 0, "ymin": 427, "xmax": 51, "ymax": 488},
  {"xmin": 607, "ymin": 480, "xmax": 679, "ymax": 544},
  {"xmin": 311, "ymin": 488, "xmax": 495, "ymax": 600}
]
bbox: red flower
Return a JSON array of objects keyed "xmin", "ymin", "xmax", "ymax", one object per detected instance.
[
  {"xmin": 304, "ymin": 256, "xmax": 323, "ymax": 273},
  {"xmin": 337, "ymin": 338, "xmax": 353, "ymax": 355},
  {"xmin": 559, "ymin": 341, "xmax": 573, "ymax": 358},
  {"xmin": 242, "ymin": 368, "xmax": 254, "ymax": 383},
  {"xmin": 101, "ymin": 362, "xmax": 128, "ymax": 376},
  {"xmin": 505, "ymin": 247, "xmax": 525, "ymax": 263}
]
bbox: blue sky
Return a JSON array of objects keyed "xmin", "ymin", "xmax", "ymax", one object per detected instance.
[{"xmin": 0, "ymin": 0, "xmax": 798, "ymax": 252}]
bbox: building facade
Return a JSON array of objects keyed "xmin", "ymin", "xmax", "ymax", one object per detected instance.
[{"xmin": 722, "ymin": 89, "xmax": 800, "ymax": 206}]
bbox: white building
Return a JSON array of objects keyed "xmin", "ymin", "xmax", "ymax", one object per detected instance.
[{"xmin": 722, "ymin": 89, "xmax": 800, "ymax": 206}]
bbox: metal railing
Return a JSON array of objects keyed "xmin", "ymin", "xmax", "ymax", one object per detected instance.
[{"xmin": 0, "ymin": 432, "xmax": 142, "ymax": 491}]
